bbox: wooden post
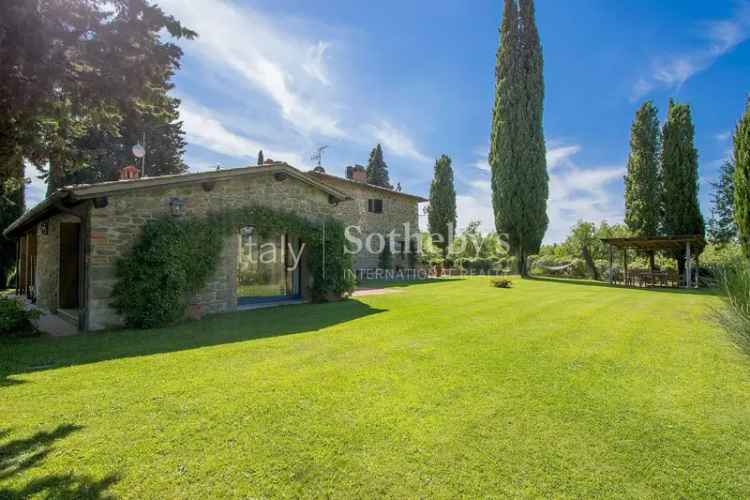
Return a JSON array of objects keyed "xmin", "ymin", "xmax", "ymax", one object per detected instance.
[
  {"xmin": 694, "ymin": 253, "xmax": 700, "ymax": 288},
  {"xmin": 623, "ymin": 248, "xmax": 628, "ymax": 286},
  {"xmin": 685, "ymin": 241, "xmax": 691, "ymax": 288},
  {"xmin": 608, "ymin": 244, "xmax": 613, "ymax": 285}
]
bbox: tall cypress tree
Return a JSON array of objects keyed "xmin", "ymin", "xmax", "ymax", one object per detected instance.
[
  {"xmin": 707, "ymin": 160, "xmax": 737, "ymax": 246},
  {"xmin": 661, "ymin": 99, "xmax": 705, "ymax": 270},
  {"xmin": 428, "ymin": 155, "xmax": 457, "ymax": 259},
  {"xmin": 624, "ymin": 101, "xmax": 661, "ymax": 269},
  {"xmin": 366, "ymin": 144, "xmax": 391, "ymax": 188},
  {"xmin": 257, "ymin": 150, "xmax": 264, "ymax": 166},
  {"xmin": 489, "ymin": 0, "xmax": 548, "ymax": 276},
  {"xmin": 734, "ymin": 98, "xmax": 750, "ymax": 257}
]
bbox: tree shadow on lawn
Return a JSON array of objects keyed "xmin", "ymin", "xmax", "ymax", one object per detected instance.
[
  {"xmin": 1, "ymin": 299, "xmax": 385, "ymax": 384},
  {"xmin": 529, "ymin": 275, "xmax": 721, "ymax": 296},
  {"xmin": 0, "ymin": 424, "xmax": 119, "ymax": 499}
]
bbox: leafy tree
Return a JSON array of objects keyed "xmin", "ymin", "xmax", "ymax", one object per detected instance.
[
  {"xmin": 661, "ymin": 99, "xmax": 705, "ymax": 271},
  {"xmin": 428, "ymin": 155, "xmax": 456, "ymax": 258},
  {"xmin": 708, "ymin": 160, "xmax": 737, "ymax": 246},
  {"xmin": 624, "ymin": 101, "xmax": 661, "ymax": 269},
  {"xmin": 257, "ymin": 150, "xmax": 264, "ymax": 166},
  {"xmin": 0, "ymin": 0, "xmax": 195, "ymax": 194},
  {"xmin": 490, "ymin": 0, "xmax": 548, "ymax": 277},
  {"xmin": 734, "ymin": 99, "xmax": 750, "ymax": 257},
  {"xmin": 366, "ymin": 144, "xmax": 391, "ymax": 188}
]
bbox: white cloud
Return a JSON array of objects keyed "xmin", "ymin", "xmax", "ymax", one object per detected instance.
[
  {"xmin": 366, "ymin": 121, "xmax": 430, "ymax": 163},
  {"xmin": 179, "ymin": 100, "xmax": 305, "ymax": 167},
  {"xmin": 632, "ymin": 4, "xmax": 750, "ymax": 100},
  {"xmin": 546, "ymin": 144, "xmax": 581, "ymax": 170},
  {"xmin": 24, "ymin": 169, "xmax": 47, "ymax": 209},
  {"xmin": 456, "ymin": 141, "xmax": 625, "ymax": 243},
  {"xmin": 159, "ymin": 0, "xmax": 345, "ymax": 139},
  {"xmin": 546, "ymin": 146, "xmax": 625, "ymax": 243},
  {"xmin": 303, "ymin": 41, "xmax": 332, "ymax": 86},
  {"xmin": 716, "ymin": 130, "xmax": 732, "ymax": 142}
]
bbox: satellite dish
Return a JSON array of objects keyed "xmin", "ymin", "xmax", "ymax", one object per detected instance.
[{"xmin": 132, "ymin": 144, "xmax": 145, "ymax": 158}]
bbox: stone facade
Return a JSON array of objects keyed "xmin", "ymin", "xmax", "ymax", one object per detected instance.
[
  {"xmin": 314, "ymin": 173, "xmax": 423, "ymax": 270},
  {"xmin": 86, "ymin": 170, "xmax": 339, "ymax": 330},
  {"xmin": 13, "ymin": 165, "xmax": 424, "ymax": 331}
]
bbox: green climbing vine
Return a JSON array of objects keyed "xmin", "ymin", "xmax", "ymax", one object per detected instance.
[{"xmin": 112, "ymin": 206, "xmax": 355, "ymax": 328}]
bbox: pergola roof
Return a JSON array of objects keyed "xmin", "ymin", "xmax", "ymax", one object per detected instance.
[{"xmin": 600, "ymin": 234, "xmax": 706, "ymax": 251}]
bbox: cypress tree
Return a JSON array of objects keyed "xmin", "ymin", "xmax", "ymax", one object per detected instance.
[
  {"xmin": 0, "ymin": 161, "xmax": 24, "ymax": 286},
  {"xmin": 490, "ymin": 0, "xmax": 548, "ymax": 277},
  {"xmin": 257, "ymin": 150, "xmax": 264, "ymax": 166},
  {"xmin": 707, "ymin": 160, "xmax": 737, "ymax": 246},
  {"xmin": 366, "ymin": 144, "xmax": 391, "ymax": 188},
  {"xmin": 624, "ymin": 101, "xmax": 661, "ymax": 269},
  {"xmin": 734, "ymin": 98, "xmax": 750, "ymax": 257},
  {"xmin": 428, "ymin": 155, "xmax": 457, "ymax": 259},
  {"xmin": 661, "ymin": 99, "xmax": 705, "ymax": 270}
]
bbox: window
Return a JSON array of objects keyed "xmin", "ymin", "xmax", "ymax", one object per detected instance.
[{"xmin": 367, "ymin": 199, "xmax": 383, "ymax": 213}]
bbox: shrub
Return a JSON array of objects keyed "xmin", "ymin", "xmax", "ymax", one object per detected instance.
[
  {"xmin": 112, "ymin": 207, "xmax": 355, "ymax": 329},
  {"xmin": 716, "ymin": 257, "xmax": 750, "ymax": 350},
  {"xmin": 0, "ymin": 297, "xmax": 40, "ymax": 336},
  {"xmin": 490, "ymin": 277, "xmax": 512, "ymax": 288}
]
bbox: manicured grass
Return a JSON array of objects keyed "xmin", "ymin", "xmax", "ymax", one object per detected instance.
[{"xmin": 2, "ymin": 277, "xmax": 750, "ymax": 498}]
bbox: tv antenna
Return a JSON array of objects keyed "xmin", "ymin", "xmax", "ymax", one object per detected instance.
[{"xmin": 311, "ymin": 145, "xmax": 328, "ymax": 168}]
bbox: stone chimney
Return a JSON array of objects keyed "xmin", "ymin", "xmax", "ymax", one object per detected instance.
[
  {"xmin": 346, "ymin": 164, "xmax": 367, "ymax": 183},
  {"xmin": 119, "ymin": 164, "xmax": 140, "ymax": 180}
]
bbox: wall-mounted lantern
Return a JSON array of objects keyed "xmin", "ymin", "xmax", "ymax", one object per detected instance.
[
  {"xmin": 169, "ymin": 197, "xmax": 186, "ymax": 217},
  {"xmin": 40, "ymin": 221, "xmax": 49, "ymax": 235}
]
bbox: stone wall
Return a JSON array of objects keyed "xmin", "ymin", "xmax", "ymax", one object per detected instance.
[
  {"xmin": 86, "ymin": 172, "xmax": 339, "ymax": 330},
  {"xmin": 318, "ymin": 175, "xmax": 422, "ymax": 270},
  {"xmin": 34, "ymin": 213, "xmax": 81, "ymax": 312}
]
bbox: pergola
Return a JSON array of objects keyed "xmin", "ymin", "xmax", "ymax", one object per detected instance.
[{"xmin": 600, "ymin": 235, "xmax": 706, "ymax": 288}]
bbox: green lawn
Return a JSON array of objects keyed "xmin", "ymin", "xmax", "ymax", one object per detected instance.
[{"xmin": 2, "ymin": 277, "xmax": 750, "ymax": 498}]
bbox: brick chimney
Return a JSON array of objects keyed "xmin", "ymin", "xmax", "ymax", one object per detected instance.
[
  {"xmin": 119, "ymin": 164, "xmax": 140, "ymax": 180},
  {"xmin": 346, "ymin": 164, "xmax": 367, "ymax": 183}
]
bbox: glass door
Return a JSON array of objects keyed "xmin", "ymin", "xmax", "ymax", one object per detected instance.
[{"xmin": 237, "ymin": 228, "xmax": 300, "ymax": 304}]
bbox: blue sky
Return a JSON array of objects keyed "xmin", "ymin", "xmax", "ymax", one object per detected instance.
[{"xmin": 27, "ymin": 0, "xmax": 750, "ymax": 242}]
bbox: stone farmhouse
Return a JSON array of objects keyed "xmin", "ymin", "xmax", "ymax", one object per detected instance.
[{"xmin": 4, "ymin": 162, "xmax": 426, "ymax": 331}]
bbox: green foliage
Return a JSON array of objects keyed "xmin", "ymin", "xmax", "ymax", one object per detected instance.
[
  {"xmin": 708, "ymin": 160, "xmax": 737, "ymax": 246},
  {"xmin": 625, "ymin": 101, "xmax": 661, "ymax": 237},
  {"xmin": 0, "ymin": 174, "xmax": 24, "ymax": 285},
  {"xmin": 366, "ymin": 144, "xmax": 391, "ymax": 188},
  {"xmin": 734, "ymin": 99, "xmax": 750, "ymax": 258},
  {"xmin": 0, "ymin": 297, "xmax": 40, "ymax": 336},
  {"xmin": 701, "ymin": 243, "xmax": 743, "ymax": 268},
  {"xmin": 112, "ymin": 206, "xmax": 355, "ymax": 328},
  {"xmin": 661, "ymin": 100, "xmax": 705, "ymax": 259},
  {"xmin": 379, "ymin": 238, "xmax": 393, "ymax": 270},
  {"xmin": 257, "ymin": 150, "xmax": 264, "ymax": 166},
  {"xmin": 428, "ymin": 155, "xmax": 457, "ymax": 258},
  {"xmin": 716, "ymin": 256, "xmax": 750, "ymax": 351},
  {"xmin": 0, "ymin": 0, "xmax": 195, "ymax": 199},
  {"xmin": 490, "ymin": 277, "xmax": 512, "ymax": 288},
  {"xmin": 490, "ymin": 0, "xmax": 548, "ymax": 276}
]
